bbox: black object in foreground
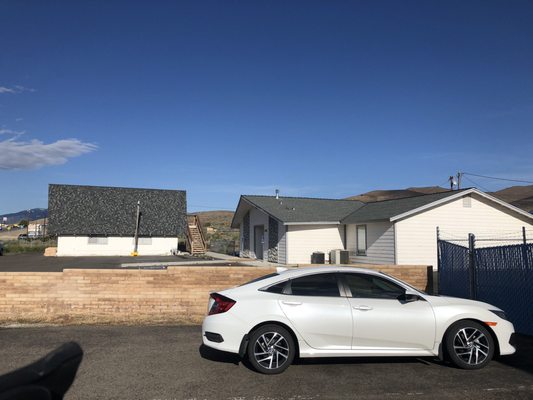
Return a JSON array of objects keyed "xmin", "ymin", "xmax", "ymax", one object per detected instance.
[{"xmin": 0, "ymin": 342, "xmax": 83, "ymax": 400}]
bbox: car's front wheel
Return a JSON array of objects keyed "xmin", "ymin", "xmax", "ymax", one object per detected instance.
[
  {"xmin": 445, "ymin": 320, "xmax": 494, "ymax": 370},
  {"xmin": 247, "ymin": 324, "xmax": 295, "ymax": 374}
]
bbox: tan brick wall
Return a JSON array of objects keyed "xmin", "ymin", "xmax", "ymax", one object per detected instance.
[
  {"xmin": 349, "ymin": 264, "xmax": 431, "ymax": 292},
  {"xmin": 0, "ymin": 264, "xmax": 431, "ymax": 325},
  {"xmin": 0, "ymin": 267, "xmax": 276, "ymax": 325}
]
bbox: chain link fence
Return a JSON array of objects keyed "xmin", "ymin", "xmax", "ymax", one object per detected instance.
[{"xmin": 438, "ymin": 227, "xmax": 533, "ymax": 335}]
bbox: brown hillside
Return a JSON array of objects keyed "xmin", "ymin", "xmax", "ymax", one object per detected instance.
[
  {"xmin": 346, "ymin": 186, "xmax": 448, "ymax": 202},
  {"xmin": 192, "ymin": 210, "xmax": 238, "ymax": 254},
  {"xmin": 490, "ymin": 185, "xmax": 533, "ymax": 204},
  {"xmin": 194, "ymin": 210, "xmax": 234, "ymax": 228},
  {"xmin": 347, "ymin": 185, "xmax": 533, "ymax": 213}
]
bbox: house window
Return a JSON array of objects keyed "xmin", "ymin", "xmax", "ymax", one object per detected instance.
[
  {"xmin": 88, "ymin": 236, "xmax": 108, "ymax": 245},
  {"xmin": 356, "ymin": 225, "xmax": 367, "ymax": 256},
  {"xmin": 132, "ymin": 237, "xmax": 152, "ymax": 245}
]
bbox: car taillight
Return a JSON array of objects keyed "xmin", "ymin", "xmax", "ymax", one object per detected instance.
[{"xmin": 208, "ymin": 293, "xmax": 236, "ymax": 315}]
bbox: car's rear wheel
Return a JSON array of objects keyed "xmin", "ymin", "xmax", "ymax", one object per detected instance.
[
  {"xmin": 247, "ymin": 324, "xmax": 295, "ymax": 374},
  {"xmin": 445, "ymin": 320, "xmax": 494, "ymax": 370}
]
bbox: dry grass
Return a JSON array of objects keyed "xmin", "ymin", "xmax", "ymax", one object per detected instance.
[{"xmin": 2, "ymin": 239, "xmax": 57, "ymax": 254}]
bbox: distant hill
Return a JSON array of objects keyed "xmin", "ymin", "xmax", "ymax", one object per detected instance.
[
  {"xmin": 193, "ymin": 210, "xmax": 238, "ymax": 254},
  {"xmin": 194, "ymin": 210, "xmax": 235, "ymax": 229},
  {"xmin": 346, "ymin": 186, "xmax": 448, "ymax": 203},
  {"xmin": 0, "ymin": 208, "xmax": 48, "ymax": 224},
  {"xmin": 347, "ymin": 185, "xmax": 533, "ymax": 213}
]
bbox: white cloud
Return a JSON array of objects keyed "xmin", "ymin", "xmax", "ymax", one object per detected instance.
[
  {"xmin": 0, "ymin": 138, "xmax": 97, "ymax": 170},
  {"xmin": 0, "ymin": 85, "xmax": 36, "ymax": 94},
  {"xmin": 0, "ymin": 128, "xmax": 25, "ymax": 137}
]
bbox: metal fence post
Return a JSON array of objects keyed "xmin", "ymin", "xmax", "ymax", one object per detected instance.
[
  {"xmin": 468, "ymin": 233, "xmax": 477, "ymax": 299},
  {"xmin": 436, "ymin": 227, "xmax": 440, "ymax": 295},
  {"xmin": 523, "ymin": 227, "xmax": 530, "ymax": 270}
]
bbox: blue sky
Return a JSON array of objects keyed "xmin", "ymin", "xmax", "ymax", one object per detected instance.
[{"xmin": 1, "ymin": 1, "xmax": 532, "ymax": 214}]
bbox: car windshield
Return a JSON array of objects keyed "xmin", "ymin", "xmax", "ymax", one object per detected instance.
[{"xmin": 239, "ymin": 273, "xmax": 279, "ymax": 287}]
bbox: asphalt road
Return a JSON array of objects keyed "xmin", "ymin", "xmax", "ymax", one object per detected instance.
[
  {"xmin": 0, "ymin": 253, "xmax": 206, "ymax": 272},
  {"xmin": 0, "ymin": 326, "xmax": 531, "ymax": 400}
]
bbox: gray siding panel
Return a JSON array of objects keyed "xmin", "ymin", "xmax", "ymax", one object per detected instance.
[
  {"xmin": 348, "ymin": 222, "xmax": 395, "ymax": 265},
  {"xmin": 278, "ymin": 224, "xmax": 287, "ymax": 264}
]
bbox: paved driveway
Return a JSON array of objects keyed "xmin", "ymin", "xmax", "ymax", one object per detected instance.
[
  {"xmin": 0, "ymin": 253, "xmax": 207, "ymax": 272},
  {"xmin": 0, "ymin": 326, "xmax": 531, "ymax": 400}
]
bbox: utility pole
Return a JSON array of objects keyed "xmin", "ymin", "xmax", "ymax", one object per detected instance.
[
  {"xmin": 456, "ymin": 172, "xmax": 462, "ymax": 190},
  {"xmin": 132, "ymin": 201, "xmax": 141, "ymax": 256}
]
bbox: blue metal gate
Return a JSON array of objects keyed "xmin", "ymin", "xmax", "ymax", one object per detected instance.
[{"xmin": 438, "ymin": 237, "xmax": 533, "ymax": 336}]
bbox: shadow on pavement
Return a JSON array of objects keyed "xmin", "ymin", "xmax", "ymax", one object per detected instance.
[
  {"xmin": 496, "ymin": 334, "xmax": 533, "ymax": 375},
  {"xmin": 199, "ymin": 344, "xmax": 444, "ymax": 371},
  {"xmin": 199, "ymin": 336, "xmax": 533, "ymax": 373},
  {"xmin": 294, "ymin": 356, "xmax": 443, "ymax": 367},
  {"xmin": 199, "ymin": 345, "xmax": 240, "ymax": 365}
]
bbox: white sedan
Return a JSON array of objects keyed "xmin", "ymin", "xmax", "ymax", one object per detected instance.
[{"xmin": 202, "ymin": 267, "xmax": 515, "ymax": 374}]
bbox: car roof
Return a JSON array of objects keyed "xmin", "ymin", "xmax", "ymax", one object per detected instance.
[{"xmin": 277, "ymin": 266, "xmax": 385, "ymax": 278}]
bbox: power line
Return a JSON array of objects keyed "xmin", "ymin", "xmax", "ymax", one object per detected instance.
[
  {"xmin": 462, "ymin": 172, "xmax": 533, "ymax": 185},
  {"xmin": 461, "ymin": 175, "xmax": 493, "ymax": 193}
]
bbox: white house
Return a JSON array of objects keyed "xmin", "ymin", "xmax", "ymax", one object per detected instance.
[
  {"xmin": 48, "ymin": 184, "xmax": 187, "ymax": 256},
  {"xmin": 231, "ymin": 189, "xmax": 533, "ymax": 268}
]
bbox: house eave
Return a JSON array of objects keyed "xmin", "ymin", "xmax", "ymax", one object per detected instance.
[
  {"xmin": 389, "ymin": 188, "xmax": 533, "ymax": 222},
  {"xmin": 283, "ymin": 221, "xmax": 341, "ymax": 226}
]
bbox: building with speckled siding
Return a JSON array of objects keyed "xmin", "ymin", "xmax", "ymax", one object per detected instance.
[{"xmin": 48, "ymin": 184, "xmax": 187, "ymax": 256}]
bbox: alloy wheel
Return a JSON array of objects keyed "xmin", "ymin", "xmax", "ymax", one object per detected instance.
[
  {"xmin": 253, "ymin": 332, "xmax": 290, "ymax": 370},
  {"xmin": 453, "ymin": 327, "xmax": 490, "ymax": 366}
]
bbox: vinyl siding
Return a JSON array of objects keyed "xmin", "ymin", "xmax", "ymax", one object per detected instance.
[
  {"xmin": 278, "ymin": 223, "xmax": 287, "ymax": 264},
  {"xmin": 346, "ymin": 222, "xmax": 395, "ymax": 264},
  {"xmin": 395, "ymin": 193, "xmax": 533, "ymax": 269},
  {"xmin": 286, "ymin": 224, "xmax": 344, "ymax": 264}
]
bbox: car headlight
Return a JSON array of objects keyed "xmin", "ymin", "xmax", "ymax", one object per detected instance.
[{"xmin": 490, "ymin": 309, "xmax": 508, "ymax": 320}]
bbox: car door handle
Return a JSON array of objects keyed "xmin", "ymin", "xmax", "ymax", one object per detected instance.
[
  {"xmin": 282, "ymin": 301, "xmax": 302, "ymax": 306},
  {"xmin": 353, "ymin": 305, "xmax": 373, "ymax": 311}
]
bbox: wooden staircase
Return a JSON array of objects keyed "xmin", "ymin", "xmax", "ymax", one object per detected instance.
[{"xmin": 186, "ymin": 214, "xmax": 207, "ymax": 255}]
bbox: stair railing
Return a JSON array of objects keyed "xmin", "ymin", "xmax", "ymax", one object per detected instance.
[{"xmin": 187, "ymin": 214, "xmax": 207, "ymax": 254}]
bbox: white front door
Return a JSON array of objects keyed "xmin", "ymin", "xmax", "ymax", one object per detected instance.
[
  {"xmin": 278, "ymin": 273, "xmax": 352, "ymax": 350},
  {"xmin": 341, "ymin": 273, "xmax": 436, "ymax": 350}
]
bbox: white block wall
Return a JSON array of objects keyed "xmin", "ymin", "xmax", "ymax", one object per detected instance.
[
  {"xmin": 395, "ymin": 194, "xmax": 533, "ymax": 269},
  {"xmin": 286, "ymin": 224, "xmax": 344, "ymax": 264},
  {"xmin": 57, "ymin": 236, "xmax": 179, "ymax": 256}
]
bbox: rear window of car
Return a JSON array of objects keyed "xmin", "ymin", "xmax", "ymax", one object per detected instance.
[
  {"xmin": 240, "ymin": 273, "xmax": 279, "ymax": 287},
  {"xmin": 288, "ymin": 273, "xmax": 340, "ymax": 297}
]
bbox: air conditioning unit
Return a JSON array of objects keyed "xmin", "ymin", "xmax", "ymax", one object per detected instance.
[{"xmin": 330, "ymin": 249, "xmax": 349, "ymax": 264}]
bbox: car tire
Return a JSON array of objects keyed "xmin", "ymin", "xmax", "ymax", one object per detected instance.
[
  {"xmin": 247, "ymin": 324, "xmax": 295, "ymax": 374},
  {"xmin": 445, "ymin": 320, "xmax": 494, "ymax": 370}
]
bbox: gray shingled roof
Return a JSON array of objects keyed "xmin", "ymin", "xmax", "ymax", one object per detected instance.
[
  {"xmin": 48, "ymin": 184, "xmax": 187, "ymax": 236},
  {"xmin": 234, "ymin": 195, "xmax": 365, "ymax": 225},
  {"xmin": 341, "ymin": 190, "xmax": 466, "ymax": 223},
  {"xmin": 232, "ymin": 190, "xmax": 469, "ymax": 227}
]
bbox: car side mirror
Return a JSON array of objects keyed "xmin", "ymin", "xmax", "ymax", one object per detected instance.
[{"xmin": 397, "ymin": 293, "xmax": 420, "ymax": 303}]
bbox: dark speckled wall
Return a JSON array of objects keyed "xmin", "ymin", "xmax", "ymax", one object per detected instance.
[{"xmin": 48, "ymin": 184, "xmax": 187, "ymax": 237}]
